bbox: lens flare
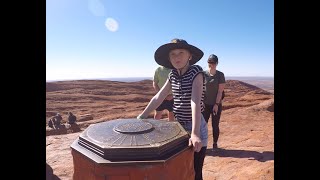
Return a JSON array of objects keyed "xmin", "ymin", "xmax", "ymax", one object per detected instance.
[{"xmin": 105, "ymin": 18, "xmax": 119, "ymax": 32}]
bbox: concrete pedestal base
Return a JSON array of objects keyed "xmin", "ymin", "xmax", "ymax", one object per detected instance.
[{"xmin": 71, "ymin": 147, "xmax": 195, "ymax": 180}]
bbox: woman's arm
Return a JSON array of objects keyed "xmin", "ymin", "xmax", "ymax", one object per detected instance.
[
  {"xmin": 212, "ymin": 83, "xmax": 225, "ymax": 115},
  {"xmin": 138, "ymin": 79, "xmax": 171, "ymax": 119},
  {"xmin": 216, "ymin": 83, "xmax": 225, "ymax": 104},
  {"xmin": 190, "ymin": 73, "xmax": 204, "ymax": 152}
]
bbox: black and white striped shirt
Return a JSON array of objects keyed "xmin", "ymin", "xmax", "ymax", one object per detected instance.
[{"xmin": 169, "ymin": 65, "xmax": 205, "ymax": 123}]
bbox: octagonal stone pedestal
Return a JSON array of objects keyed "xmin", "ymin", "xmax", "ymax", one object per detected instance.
[{"xmin": 71, "ymin": 118, "xmax": 195, "ymax": 180}]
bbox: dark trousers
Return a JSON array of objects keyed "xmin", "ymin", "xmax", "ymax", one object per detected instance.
[
  {"xmin": 194, "ymin": 146, "xmax": 207, "ymax": 180},
  {"xmin": 202, "ymin": 103, "xmax": 222, "ymax": 144}
]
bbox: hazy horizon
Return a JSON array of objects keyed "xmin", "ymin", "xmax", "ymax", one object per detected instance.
[{"xmin": 46, "ymin": 76, "xmax": 274, "ymax": 83}]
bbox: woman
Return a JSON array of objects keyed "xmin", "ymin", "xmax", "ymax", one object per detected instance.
[
  {"xmin": 137, "ymin": 38, "xmax": 208, "ymax": 180},
  {"xmin": 202, "ymin": 54, "xmax": 226, "ymax": 150}
]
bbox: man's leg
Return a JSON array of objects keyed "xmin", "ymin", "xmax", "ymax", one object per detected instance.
[
  {"xmin": 167, "ymin": 111, "xmax": 175, "ymax": 121},
  {"xmin": 211, "ymin": 104, "xmax": 222, "ymax": 146},
  {"xmin": 166, "ymin": 99, "xmax": 175, "ymax": 121},
  {"xmin": 154, "ymin": 110, "xmax": 163, "ymax": 119},
  {"xmin": 155, "ymin": 101, "xmax": 166, "ymax": 120}
]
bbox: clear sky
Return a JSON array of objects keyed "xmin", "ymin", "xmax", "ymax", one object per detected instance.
[{"xmin": 46, "ymin": 0, "xmax": 274, "ymax": 81}]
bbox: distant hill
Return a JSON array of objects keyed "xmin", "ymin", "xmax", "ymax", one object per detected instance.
[
  {"xmin": 46, "ymin": 79, "xmax": 273, "ymax": 121},
  {"xmin": 47, "ymin": 76, "xmax": 274, "ymax": 93},
  {"xmin": 225, "ymin": 77, "xmax": 273, "ymax": 93}
]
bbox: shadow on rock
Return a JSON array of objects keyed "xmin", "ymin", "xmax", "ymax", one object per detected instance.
[
  {"xmin": 46, "ymin": 163, "xmax": 61, "ymax": 180},
  {"xmin": 206, "ymin": 148, "xmax": 274, "ymax": 162}
]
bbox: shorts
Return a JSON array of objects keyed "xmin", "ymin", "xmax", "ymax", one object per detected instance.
[
  {"xmin": 156, "ymin": 99, "xmax": 174, "ymax": 112},
  {"xmin": 178, "ymin": 114, "xmax": 208, "ymax": 146}
]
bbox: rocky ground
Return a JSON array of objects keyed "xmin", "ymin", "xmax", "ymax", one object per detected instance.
[{"xmin": 46, "ymin": 79, "xmax": 274, "ymax": 180}]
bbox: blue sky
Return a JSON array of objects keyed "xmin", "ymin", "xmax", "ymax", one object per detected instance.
[{"xmin": 46, "ymin": 0, "xmax": 274, "ymax": 81}]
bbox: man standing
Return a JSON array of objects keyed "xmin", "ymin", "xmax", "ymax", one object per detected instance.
[{"xmin": 153, "ymin": 66, "xmax": 175, "ymax": 121}]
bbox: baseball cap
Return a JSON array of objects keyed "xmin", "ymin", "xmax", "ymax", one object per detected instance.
[{"xmin": 207, "ymin": 54, "xmax": 218, "ymax": 63}]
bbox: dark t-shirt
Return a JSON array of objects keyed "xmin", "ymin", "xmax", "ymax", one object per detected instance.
[
  {"xmin": 68, "ymin": 115, "xmax": 76, "ymax": 124},
  {"xmin": 203, "ymin": 70, "xmax": 226, "ymax": 105}
]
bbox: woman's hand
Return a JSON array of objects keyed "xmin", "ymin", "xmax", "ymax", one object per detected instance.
[
  {"xmin": 137, "ymin": 114, "xmax": 146, "ymax": 120},
  {"xmin": 188, "ymin": 133, "xmax": 203, "ymax": 152},
  {"xmin": 212, "ymin": 105, "xmax": 218, "ymax": 115}
]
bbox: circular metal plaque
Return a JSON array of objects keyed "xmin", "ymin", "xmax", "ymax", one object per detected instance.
[
  {"xmin": 84, "ymin": 119, "xmax": 182, "ymax": 146},
  {"xmin": 75, "ymin": 118, "xmax": 190, "ymax": 161}
]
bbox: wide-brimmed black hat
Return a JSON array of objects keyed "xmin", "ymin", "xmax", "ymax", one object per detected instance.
[{"xmin": 154, "ymin": 38, "xmax": 204, "ymax": 69}]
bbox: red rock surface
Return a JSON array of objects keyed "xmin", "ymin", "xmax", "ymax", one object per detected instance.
[{"xmin": 46, "ymin": 79, "xmax": 274, "ymax": 180}]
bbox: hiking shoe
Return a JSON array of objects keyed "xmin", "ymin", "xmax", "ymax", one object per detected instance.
[
  {"xmin": 212, "ymin": 143, "xmax": 218, "ymax": 151},
  {"xmin": 213, "ymin": 143, "xmax": 218, "ymax": 148}
]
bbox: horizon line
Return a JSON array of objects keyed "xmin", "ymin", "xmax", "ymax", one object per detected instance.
[{"xmin": 46, "ymin": 76, "xmax": 274, "ymax": 82}]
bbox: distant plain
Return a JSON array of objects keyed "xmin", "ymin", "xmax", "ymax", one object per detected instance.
[{"xmin": 47, "ymin": 76, "xmax": 274, "ymax": 93}]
